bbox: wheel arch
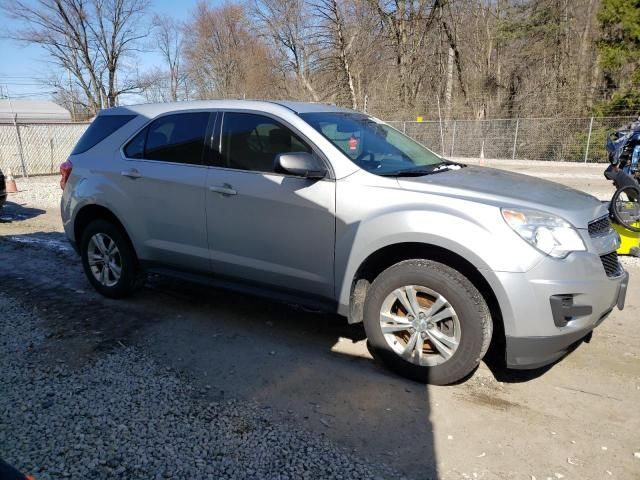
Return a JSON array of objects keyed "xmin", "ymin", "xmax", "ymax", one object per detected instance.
[
  {"xmin": 347, "ymin": 242, "xmax": 505, "ymax": 352},
  {"xmin": 74, "ymin": 204, "xmax": 133, "ymax": 251}
]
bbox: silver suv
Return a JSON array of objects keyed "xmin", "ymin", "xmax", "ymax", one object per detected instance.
[{"xmin": 61, "ymin": 100, "xmax": 628, "ymax": 384}]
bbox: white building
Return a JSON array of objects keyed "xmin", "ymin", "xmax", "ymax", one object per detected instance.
[{"xmin": 0, "ymin": 99, "xmax": 72, "ymax": 123}]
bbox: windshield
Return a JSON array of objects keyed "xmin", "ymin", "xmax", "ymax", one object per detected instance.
[{"xmin": 300, "ymin": 112, "xmax": 443, "ymax": 175}]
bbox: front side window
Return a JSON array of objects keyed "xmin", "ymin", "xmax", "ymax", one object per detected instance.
[
  {"xmin": 123, "ymin": 112, "xmax": 210, "ymax": 165},
  {"xmin": 220, "ymin": 112, "xmax": 312, "ymax": 173},
  {"xmin": 300, "ymin": 112, "xmax": 443, "ymax": 176},
  {"xmin": 72, "ymin": 114, "xmax": 135, "ymax": 154}
]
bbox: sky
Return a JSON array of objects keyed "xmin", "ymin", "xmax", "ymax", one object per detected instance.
[{"xmin": 0, "ymin": 0, "xmax": 207, "ymax": 102}]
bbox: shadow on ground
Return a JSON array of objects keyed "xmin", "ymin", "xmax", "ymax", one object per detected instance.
[
  {"xmin": 0, "ymin": 201, "xmax": 46, "ymax": 223},
  {"xmin": 135, "ymin": 274, "xmax": 439, "ymax": 478}
]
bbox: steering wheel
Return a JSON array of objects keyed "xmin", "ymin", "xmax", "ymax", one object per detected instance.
[
  {"xmin": 610, "ymin": 185, "xmax": 640, "ymax": 232},
  {"xmin": 356, "ymin": 150, "xmax": 375, "ymax": 163}
]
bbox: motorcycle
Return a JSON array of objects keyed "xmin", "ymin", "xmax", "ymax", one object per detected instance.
[{"xmin": 604, "ymin": 117, "xmax": 640, "ymax": 256}]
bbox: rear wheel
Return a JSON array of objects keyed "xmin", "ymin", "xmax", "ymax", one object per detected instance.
[
  {"xmin": 363, "ymin": 259, "xmax": 492, "ymax": 385},
  {"xmin": 80, "ymin": 219, "xmax": 146, "ymax": 298}
]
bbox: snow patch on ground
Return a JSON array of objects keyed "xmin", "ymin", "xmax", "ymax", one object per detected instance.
[{"xmin": 7, "ymin": 235, "xmax": 72, "ymax": 253}]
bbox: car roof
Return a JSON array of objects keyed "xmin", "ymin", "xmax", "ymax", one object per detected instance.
[{"xmin": 101, "ymin": 99, "xmax": 356, "ymax": 117}]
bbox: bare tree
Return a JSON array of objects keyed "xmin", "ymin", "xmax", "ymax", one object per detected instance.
[
  {"xmin": 4, "ymin": 0, "xmax": 149, "ymax": 114},
  {"xmin": 183, "ymin": 1, "xmax": 280, "ymax": 100},
  {"xmin": 254, "ymin": 0, "xmax": 320, "ymax": 101},
  {"xmin": 313, "ymin": 0, "xmax": 358, "ymax": 108},
  {"xmin": 5, "ymin": 0, "xmax": 631, "ymax": 120},
  {"xmin": 365, "ymin": 0, "xmax": 440, "ymax": 108},
  {"xmin": 151, "ymin": 14, "xmax": 184, "ymax": 101}
]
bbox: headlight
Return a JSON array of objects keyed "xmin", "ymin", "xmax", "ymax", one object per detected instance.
[{"xmin": 501, "ymin": 208, "xmax": 586, "ymax": 258}]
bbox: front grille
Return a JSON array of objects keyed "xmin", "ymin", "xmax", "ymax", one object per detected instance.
[
  {"xmin": 588, "ymin": 215, "xmax": 612, "ymax": 237},
  {"xmin": 600, "ymin": 251, "xmax": 622, "ymax": 277}
]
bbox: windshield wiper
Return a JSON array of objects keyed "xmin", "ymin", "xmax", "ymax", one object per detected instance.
[
  {"xmin": 379, "ymin": 169, "xmax": 438, "ymax": 177},
  {"xmin": 379, "ymin": 162, "xmax": 464, "ymax": 177}
]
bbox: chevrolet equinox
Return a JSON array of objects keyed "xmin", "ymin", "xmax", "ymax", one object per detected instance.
[{"xmin": 60, "ymin": 100, "xmax": 629, "ymax": 384}]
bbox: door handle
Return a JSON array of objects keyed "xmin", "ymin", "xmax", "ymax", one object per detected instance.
[
  {"xmin": 121, "ymin": 168, "xmax": 142, "ymax": 179},
  {"xmin": 209, "ymin": 184, "xmax": 237, "ymax": 196}
]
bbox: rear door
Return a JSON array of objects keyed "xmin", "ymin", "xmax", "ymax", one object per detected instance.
[
  {"xmin": 205, "ymin": 111, "xmax": 336, "ymax": 299},
  {"xmin": 118, "ymin": 111, "xmax": 213, "ymax": 272}
]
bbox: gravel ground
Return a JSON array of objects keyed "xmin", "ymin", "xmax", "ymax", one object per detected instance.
[
  {"xmin": 620, "ymin": 255, "xmax": 640, "ymax": 268},
  {"xmin": 0, "ymin": 294, "xmax": 397, "ymax": 480},
  {"xmin": 2, "ymin": 162, "xmax": 639, "ymax": 479},
  {"xmin": 7, "ymin": 175, "xmax": 62, "ymax": 210}
]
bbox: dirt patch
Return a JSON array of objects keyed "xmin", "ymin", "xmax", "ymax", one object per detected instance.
[
  {"xmin": 457, "ymin": 390, "xmax": 521, "ymax": 411},
  {"xmin": 0, "ymin": 241, "xmax": 161, "ymax": 367}
]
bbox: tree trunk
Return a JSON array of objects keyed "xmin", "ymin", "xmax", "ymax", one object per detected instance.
[
  {"xmin": 577, "ymin": 0, "xmax": 598, "ymax": 111},
  {"xmin": 298, "ymin": 69, "xmax": 320, "ymax": 101},
  {"xmin": 444, "ymin": 46, "xmax": 454, "ymax": 119},
  {"xmin": 396, "ymin": 0, "xmax": 409, "ymax": 107},
  {"xmin": 333, "ymin": 0, "xmax": 357, "ymax": 109}
]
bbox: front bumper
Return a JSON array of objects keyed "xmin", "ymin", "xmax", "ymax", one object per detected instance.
[{"xmin": 495, "ymin": 251, "xmax": 629, "ymax": 369}]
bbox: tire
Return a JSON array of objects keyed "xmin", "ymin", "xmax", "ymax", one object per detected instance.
[
  {"xmin": 610, "ymin": 185, "xmax": 640, "ymax": 233},
  {"xmin": 363, "ymin": 259, "xmax": 492, "ymax": 385},
  {"xmin": 80, "ymin": 219, "xmax": 146, "ymax": 298}
]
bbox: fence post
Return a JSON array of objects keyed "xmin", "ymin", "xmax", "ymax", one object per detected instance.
[
  {"xmin": 49, "ymin": 136, "xmax": 55, "ymax": 174},
  {"xmin": 403, "ymin": 121, "xmax": 406, "ymax": 134},
  {"xmin": 511, "ymin": 118, "xmax": 519, "ymax": 160},
  {"xmin": 363, "ymin": 95, "xmax": 368, "ymax": 114},
  {"xmin": 450, "ymin": 120, "xmax": 456, "ymax": 157},
  {"xmin": 584, "ymin": 116, "xmax": 594, "ymax": 163},
  {"xmin": 13, "ymin": 114, "xmax": 28, "ymax": 178},
  {"xmin": 436, "ymin": 96, "xmax": 445, "ymax": 156}
]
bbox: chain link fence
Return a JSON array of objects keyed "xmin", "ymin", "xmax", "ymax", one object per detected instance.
[
  {"xmin": 387, "ymin": 116, "xmax": 636, "ymax": 163},
  {"xmin": 0, "ymin": 122, "xmax": 89, "ymax": 177},
  {"xmin": 0, "ymin": 115, "xmax": 636, "ymax": 176}
]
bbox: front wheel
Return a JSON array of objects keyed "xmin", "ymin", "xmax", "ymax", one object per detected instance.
[
  {"xmin": 363, "ymin": 260, "xmax": 492, "ymax": 385},
  {"xmin": 80, "ymin": 219, "xmax": 146, "ymax": 298}
]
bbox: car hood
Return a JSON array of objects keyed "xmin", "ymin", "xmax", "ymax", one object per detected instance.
[{"xmin": 397, "ymin": 165, "xmax": 607, "ymax": 228}]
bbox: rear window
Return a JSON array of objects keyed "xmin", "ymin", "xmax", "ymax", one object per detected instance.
[{"xmin": 71, "ymin": 115, "xmax": 136, "ymax": 154}]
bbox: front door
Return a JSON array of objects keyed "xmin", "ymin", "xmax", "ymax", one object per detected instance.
[{"xmin": 205, "ymin": 112, "xmax": 335, "ymax": 299}]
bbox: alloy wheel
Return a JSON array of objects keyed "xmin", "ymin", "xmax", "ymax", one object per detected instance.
[
  {"xmin": 379, "ymin": 285, "xmax": 461, "ymax": 366},
  {"xmin": 87, "ymin": 233, "xmax": 122, "ymax": 287}
]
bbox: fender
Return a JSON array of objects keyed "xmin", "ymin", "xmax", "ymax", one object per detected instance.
[
  {"xmin": 334, "ymin": 208, "xmax": 537, "ymax": 337},
  {"xmin": 63, "ymin": 170, "xmax": 142, "ymax": 256}
]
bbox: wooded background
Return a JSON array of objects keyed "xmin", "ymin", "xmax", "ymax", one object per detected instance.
[{"xmin": 3, "ymin": 0, "xmax": 640, "ymax": 121}]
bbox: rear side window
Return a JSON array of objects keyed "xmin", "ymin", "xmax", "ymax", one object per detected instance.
[
  {"xmin": 123, "ymin": 112, "xmax": 210, "ymax": 165},
  {"xmin": 72, "ymin": 115, "xmax": 136, "ymax": 154},
  {"xmin": 124, "ymin": 128, "xmax": 145, "ymax": 159}
]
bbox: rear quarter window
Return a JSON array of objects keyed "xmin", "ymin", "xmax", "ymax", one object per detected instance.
[{"xmin": 71, "ymin": 115, "xmax": 136, "ymax": 154}]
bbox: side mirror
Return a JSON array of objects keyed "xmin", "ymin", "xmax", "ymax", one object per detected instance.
[{"xmin": 275, "ymin": 152, "xmax": 327, "ymax": 179}]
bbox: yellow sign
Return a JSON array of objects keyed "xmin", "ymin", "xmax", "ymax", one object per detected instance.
[{"xmin": 416, "ymin": 116, "xmax": 424, "ymax": 122}]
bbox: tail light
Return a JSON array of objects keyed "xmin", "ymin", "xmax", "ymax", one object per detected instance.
[{"xmin": 60, "ymin": 159, "xmax": 73, "ymax": 190}]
